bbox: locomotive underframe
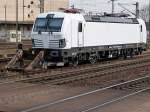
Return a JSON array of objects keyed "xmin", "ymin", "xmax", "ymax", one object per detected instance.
[{"xmin": 25, "ymin": 43, "xmax": 146, "ymax": 67}]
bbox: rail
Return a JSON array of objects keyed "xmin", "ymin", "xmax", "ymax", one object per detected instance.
[{"xmin": 21, "ymin": 75, "xmax": 150, "ymax": 112}]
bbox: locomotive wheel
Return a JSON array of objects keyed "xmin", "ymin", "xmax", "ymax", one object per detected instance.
[
  {"xmin": 42, "ymin": 62, "xmax": 48, "ymax": 69},
  {"xmin": 89, "ymin": 56, "xmax": 97, "ymax": 64},
  {"xmin": 139, "ymin": 49, "xmax": 142, "ymax": 54},
  {"xmin": 69, "ymin": 57, "xmax": 79, "ymax": 67},
  {"xmin": 123, "ymin": 54, "xmax": 127, "ymax": 59},
  {"xmin": 130, "ymin": 51, "xmax": 133, "ymax": 58}
]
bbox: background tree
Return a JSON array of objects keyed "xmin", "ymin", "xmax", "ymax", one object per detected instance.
[
  {"xmin": 140, "ymin": 5, "xmax": 150, "ymax": 41},
  {"xmin": 140, "ymin": 5, "xmax": 149, "ymax": 22}
]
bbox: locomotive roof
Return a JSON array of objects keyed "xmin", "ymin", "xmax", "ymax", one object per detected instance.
[
  {"xmin": 84, "ymin": 15, "xmax": 139, "ymax": 24},
  {"xmin": 37, "ymin": 12, "xmax": 66, "ymax": 18},
  {"xmin": 36, "ymin": 12, "xmax": 139, "ymax": 24}
]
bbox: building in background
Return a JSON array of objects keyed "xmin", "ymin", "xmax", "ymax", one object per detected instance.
[{"xmin": 0, "ymin": 0, "xmax": 69, "ymax": 39}]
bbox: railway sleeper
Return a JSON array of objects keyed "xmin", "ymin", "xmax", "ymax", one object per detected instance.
[
  {"xmin": 122, "ymin": 85, "xmax": 150, "ymax": 91},
  {"xmin": 25, "ymin": 61, "xmax": 150, "ymax": 85},
  {"xmin": 113, "ymin": 81, "xmax": 150, "ymax": 91}
]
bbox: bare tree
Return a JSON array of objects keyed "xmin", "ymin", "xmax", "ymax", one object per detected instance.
[{"xmin": 140, "ymin": 5, "xmax": 149, "ymax": 22}]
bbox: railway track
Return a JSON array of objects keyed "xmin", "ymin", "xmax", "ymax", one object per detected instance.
[
  {"xmin": 80, "ymin": 76, "xmax": 150, "ymax": 112},
  {"xmin": 0, "ymin": 52, "xmax": 149, "ymax": 111},
  {"xmin": 25, "ymin": 57, "xmax": 150, "ymax": 84},
  {"xmin": 0, "ymin": 49, "xmax": 149, "ymax": 73},
  {"xmin": 0, "ymin": 41, "xmax": 31, "ymax": 49},
  {"xmin": 0, "ymin": 57, "xmax": 12, "ymax": 62},
  {"xmin": 0, "ymin": 51, "xmax": 149, "ymax": 91},
  {"xmin": 20, "ymin": 75, "xmax": 150, "ymax": 112},
  {"xmin": 0, "ymin": 53, "xmax": 149, "ymax": 93}
]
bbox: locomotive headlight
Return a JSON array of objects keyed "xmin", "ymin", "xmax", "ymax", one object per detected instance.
[
  {"xmin": 59, "ymin": 39, "xmax": 66, "ymax": 48},
  {"xmin": 32, "ymin": 50, "xmax": 35, "ymax": 55}
]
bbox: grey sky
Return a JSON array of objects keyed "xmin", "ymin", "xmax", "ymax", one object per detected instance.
[{"xmin": 70, "ymin": 0, "xmax": 149, "ymax": 13}]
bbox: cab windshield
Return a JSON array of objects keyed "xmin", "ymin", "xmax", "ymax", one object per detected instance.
[{"xmin": 33, "ymin": 18, "xmax": 63, "ymax": 32}]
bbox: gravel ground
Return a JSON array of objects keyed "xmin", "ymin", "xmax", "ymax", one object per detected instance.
[
  {"xmin": 92, "ymin": 91, "xmax": 150, "ymax": 112},
  {"xmin": 0, "ymin": 82, "xmax": 149, "ymax": 112},
  {"xmin": 0, "ymin": 51, "xmax": 150, "ymax": 112},
  {"xmin": 0, "ymin": 85, "xmax": 93, "ymax": 112}
]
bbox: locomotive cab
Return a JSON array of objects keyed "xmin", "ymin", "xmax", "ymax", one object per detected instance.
[
  {"xmin": 32, "ymin": 13, "xmax": 66, "ymax": 49},
  {"xmin": 31, "ymin": 12, "xmax": 85, "ymax": 66}
]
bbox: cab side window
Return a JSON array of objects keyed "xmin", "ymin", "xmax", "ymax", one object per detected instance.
[
  {"xmin": 140, "ymin": 25, "xmax": 143, "ymax": 32},
  {"xmin": 78, "ymin": 23, "xmax": 82, "ymax": 32}
]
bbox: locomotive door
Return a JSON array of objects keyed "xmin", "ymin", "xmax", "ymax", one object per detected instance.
[
  {"xmin": 140, "ymin": 25, "xmax": 143, "ymax": 42},
  {"xmin": 78, "ymin": 22, "xmax": 84, "ymax": 47}
]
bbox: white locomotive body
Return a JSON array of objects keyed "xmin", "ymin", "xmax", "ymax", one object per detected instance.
[{"xmin": 31, "ymin": 12, "xmax": 147, "ymax": 66}]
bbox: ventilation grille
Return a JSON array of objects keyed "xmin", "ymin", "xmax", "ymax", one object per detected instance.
[
  {"xmin": 34, "ymin": 39, "xmax": 43, "ymax": 48},
  {"xmin": 49, "ymin": 40, "xmax": 59, "ymax": 48}
]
